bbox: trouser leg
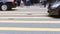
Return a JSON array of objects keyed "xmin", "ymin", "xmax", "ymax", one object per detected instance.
[
  {"xmin": 17, "ymin": 1, "xmax": 21, "ymax": 6},
  {"xmin": 44, "ymin": 1, "xmax": 47, "ymax": 7},
  {"xmin": 30, "ymin": 0, "xmax": 34, "ymax": 5}
]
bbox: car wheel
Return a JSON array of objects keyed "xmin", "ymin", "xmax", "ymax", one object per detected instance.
[{"xmin": 1, "ymin": 5, "xmax": 8, "ymax": 11}]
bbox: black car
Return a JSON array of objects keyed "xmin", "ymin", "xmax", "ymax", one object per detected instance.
[
  {"xmin": 0, "ymin": 0, "xmax": 17, "ymax": 11},
  {"xmin": 48, "ymin": 0, "xmax": 60, "ymax": 16}
]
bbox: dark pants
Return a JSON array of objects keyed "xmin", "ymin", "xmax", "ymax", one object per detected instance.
[
  {"xmin": 30, "ymin": 0, "xmax": 34, "ymax": 5},
  {"xmin": 17, "ymin": 1, "xmax": 21, "ymax": 6},
  {"xmin": 43, "ymin": 1, "xmax": 47, "ymax": 7}
]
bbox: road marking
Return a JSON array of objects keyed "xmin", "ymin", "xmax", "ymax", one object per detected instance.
[
  {"xmin": 0, "ymin": 13, "xmax": 48, "ymax": 17},
  {"xmin": 0, "ymin": 14, "xmax": 48, "ymax": 16},
  {"xmin": 0, "ymin": 20, "xmax": 60, "ymax": 23},
  {"xmin": 0, "ymin": 27, "xmax": 60, "ymax": 31},
  {"xmin": 16, "ymin": 7, "xmax": 47, "ymax": 9},
  {"xmin": 0, "ymin": 17, "xmax": 51, "ymax": 18},
  {"xmin": 0, "ymin": 17, "xmax": 52, "ymax": 19},
  {"xmin": 0, "ymin": 14, "xmax": 47, "ymax": 17}
]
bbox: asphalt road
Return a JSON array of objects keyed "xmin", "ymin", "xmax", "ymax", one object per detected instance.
[
  {"xmin": 0, "ymin": 31, "xmax": 60, "ymax": 34},
  {"xmin": 0, "ymin": 4, "xmax": 60, "ymax": 34},
  {"xmin": 0, "ymin": 5, "xmax": 48, "ymax": 17}
]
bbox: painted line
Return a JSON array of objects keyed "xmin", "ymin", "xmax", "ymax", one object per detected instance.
[
  {"xmin": 0, "ymin": 12, "xmax": 48, "ymax": 15},
  {"xmin": 0, "ymin": 17, "xmax": 52, "ymax": 20},
  {"xmin": 0, "ymin": 20, "xmax": 60, "ymax": 23},
  {"xmin": 16, "ymin": 7, "xmax": 47, "ymax": 9},
  {"xmin": 0, "ymin": 27, "xmax": 60, "ymax": 31},
  {"xmin": 0, "ymin": 14, "xmax": 48, "ymax": 17},
  {"xmin": 0, "ymin": 13, "xmax": 48, "ymax": 16},
  {"xmin": 0, "ymin": 17, "xmax": 51, "ymax": 18},
  {"xmin": 0, "ymin": 15, "xmax": 48, "ymax": 16}
]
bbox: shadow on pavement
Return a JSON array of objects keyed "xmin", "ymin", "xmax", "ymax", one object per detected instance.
[
  {"xmin": 7, "ymin": 9, "xmax": 17, "ymax": 11},
  {"xmin": 0, "ymin": 9, "xmax": 17, "ymax": 11},
  {"xmin": 48, "ymin": 15, "xmax": 60, "ymax": 18}
]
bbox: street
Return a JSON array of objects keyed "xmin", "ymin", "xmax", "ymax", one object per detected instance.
[
  {"xmin": 0, "ymin": 4, "xmax": 60, "ymax": 34},
  {"xmin": 0, "ymin": 4, "xmax": 48, "ymax": 17}
]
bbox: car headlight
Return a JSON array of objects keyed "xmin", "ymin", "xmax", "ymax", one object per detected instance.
[{"xmin": 51, "ymin": 3, "xmax": 60, "ymax": 9}]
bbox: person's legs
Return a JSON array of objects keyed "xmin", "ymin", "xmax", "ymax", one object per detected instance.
[
  {"xmin": 44, "ymin": 1, "xmax": 47, "ymax": 7},
  {"xmin": 18, "ymin": 1, "xmax": 20, "ymax": 6},
  {"xmin": 30, "ymin": 0, "xmax": 34, "ymax": 5},
  {"xmin": 17, "ymin": 0, "xmax": 21, "ymax": 6},
  {"xmin": 22, "ymin": 0, "xmax": 26, "ymax": 5}
]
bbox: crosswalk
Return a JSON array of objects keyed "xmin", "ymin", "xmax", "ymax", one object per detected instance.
[
  {"xmin": 0, "ymin": 17, "xmax": 60, "ymax": 34},
  {"xmin": 0, "ymin": 5, "xmax": 60, "ymax": 34},
  {"xmin": 0, "ymin": 27, "xmax": 60, "ymax": 31},
  {"xmin": 0, "ymin": 6, "xmax": 48, "ymax": 17}
]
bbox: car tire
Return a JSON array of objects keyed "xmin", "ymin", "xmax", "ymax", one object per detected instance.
[{"xmin": 1, "ymin": 5, "xmax": 8, "ymax": 11}]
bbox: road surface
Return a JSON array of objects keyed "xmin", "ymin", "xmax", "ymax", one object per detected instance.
[{"xmin": 0, "ymin": 4, "xmax": 60, "ymax": 34}]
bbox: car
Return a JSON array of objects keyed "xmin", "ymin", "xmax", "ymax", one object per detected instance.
[
  {"xmin": 0, "ymin": 0, "xmax": 17, "ymax": 11},
  {"xmin": 48, "ymin": 0, "xmax": 60, "ymax": 16}
]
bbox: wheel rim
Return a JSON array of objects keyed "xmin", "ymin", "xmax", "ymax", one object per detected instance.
[{"xmin": 1, "ymin": 5, "xmax": 7, "ymax": 11}]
